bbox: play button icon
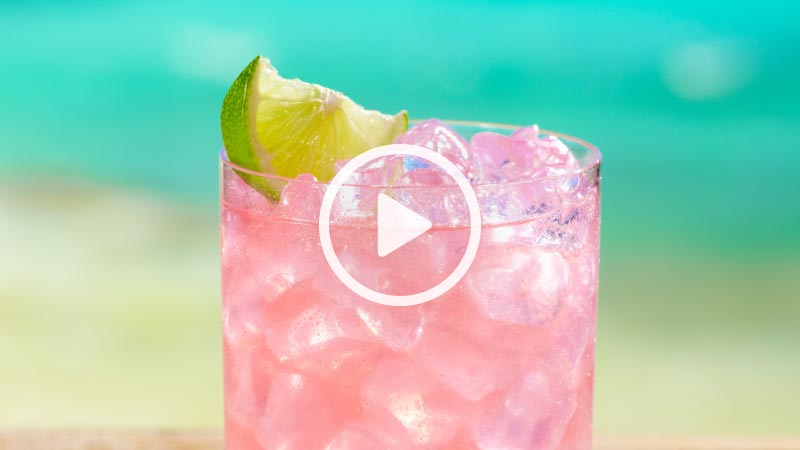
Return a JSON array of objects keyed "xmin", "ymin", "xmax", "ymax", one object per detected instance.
[
  {"xmin": 377, "ymin": 193, "xmax": 432, "ymax": 257},
  {"xmin": 319, "ymin": 143, "xmax": 482, "ymax": 307}
]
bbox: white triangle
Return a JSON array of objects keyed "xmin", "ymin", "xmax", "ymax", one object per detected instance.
[{"xmin": 377, "ymin": 193, "xmax": 432, "ymax": 257}]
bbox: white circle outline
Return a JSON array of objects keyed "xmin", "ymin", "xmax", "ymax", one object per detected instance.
[{"xmin": 319, "ymin": 144, "xmax": 482, "ymax": 307}]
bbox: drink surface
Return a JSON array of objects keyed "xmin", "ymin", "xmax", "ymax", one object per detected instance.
[{"xmin": 221, "ymin": 122, "xmax": 601, "ymax": 450}]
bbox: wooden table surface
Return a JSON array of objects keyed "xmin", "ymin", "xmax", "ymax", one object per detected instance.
[{"xmin": 1, "ymin": 431, "xmax": 799, "ymax": 450}]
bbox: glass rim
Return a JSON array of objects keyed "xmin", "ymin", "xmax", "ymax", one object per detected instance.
[{"xmin": 219, "ymin": 119, "xmax": 602, "ymax": 189}]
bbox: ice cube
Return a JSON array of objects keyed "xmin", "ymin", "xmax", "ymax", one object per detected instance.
[
  {"xmin": 265, "ymin": 287, "xmax": 384, "ymax": 415},
  {"xmin": 221, "ymin": 278, "xmax": 267, "ymax": 347},
  {"xmin": 396, "ymin": 166, "xmax": 450, "ymax": 187},
  {"xmin": 330, "ymin": 158, "xmax": 451, "ymax": 223},
  {"xmin": 470, "ymin": 125, "xmax": 580, "ymax": 184},
  {"xmin": 556, "ymin": 338, "xmax": 596, "ymax": 450},
  {"xmin": 263, "ymin": 282, "xmax": 371, "ymax": 362},
  {"xmin": 334, "ymin": 156, "xmax": 406, "ymax": 186},
  {"xmin": 228, "ymin": 218, "xmax": 323, "ymax": 304},
  {"xmin": 470, "ymin": 131, "xmax": 514, "ymax": 184},
  {"xmin": 432, "ymin": 284, "xmax": 545, "ymax": 358},
  {"xmin": 567, "ymin": 235, "xmax": 600, "ymax": 293},
  {"xmin": 512, "ymin": 127, "xmax": 579, "ymax": 172},
  {"xmin": 324, "ymin": 423, "xmax": 410, "ymax": 450},
  {"xmin": 353, "ymin": 302, "xmax": 424, "ymax": 351},
  {"xmin": 539, "ymin": 297, "xmax": 596, "ymax": 372},
  {"xmin": 276, "ymin": 173, "xmax": 323, "ymax": 221},
  {"xmin": 534, "ymin": 206, "xmax": 593, "ymax": 253},
  {"xmin": 225, "ymin": 419, "xmax": 261, "ymax": 450},
  {"xmin": 395, "ymin": 119, "xmax": 482, "ymax": 182},
  {"xmin": 481, "ymin": 194, "xmax": 595, "ymax": 254},
  {"xmin": 473, "ymin": 366, "xmax": 577, "ymax": 450},
  {"xmin": 333, "ymin": 239, "xmax": 427, "ymax": 295},
  {"xmin": 289, "ymin": 338, "xmax": 378, "ymax": 378},
  {"xmin": 306, "ymin": 265, "xmax": 426, "ymax": 351},
  {"xmin": 477, "ymin": 179, "xmax": 561, "ymax": 226},
  {"xmin": 414, "ymin": 329, "xmax": 516, "ymax": 401},
  {"xmin": 223, "ymin": 331, "xmax": 276, "ymax": 428},
  {"xmin": 223, "ymin": 170, "xmax": 275, "ymax": 214},
  {"xmin": 393, "ymin": 165, "xmax": 473, "ymax": 227},
  {"xmin": 466, "ymin": 244, "xmax": 568, "ymax": 326},
  {"xmin": 471, "ymin": 132, "xmax": 512, "ymax": 167},
  {"xmin": 360, "ymin": 357, "xmax": 464, "ymax": 447},
  {"xmin": 257, "ymin": 372, "xmax": 339, "ymax": 449},
  {"xmin": 221, "ymin": 211, "xmax": 275, "ymax": 318}
]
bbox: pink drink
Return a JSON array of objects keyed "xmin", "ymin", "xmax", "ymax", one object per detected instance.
[{"xmin": 221, "ymin": 121, "xmax": 601, "ymax": 450}]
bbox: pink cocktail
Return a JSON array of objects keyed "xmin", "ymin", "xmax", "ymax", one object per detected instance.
[{"xmin": 221, "ymin": 121, "xmax": 601, "ymax": 450}]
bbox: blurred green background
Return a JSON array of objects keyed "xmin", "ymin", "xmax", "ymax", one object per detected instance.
[{"xmin": 1, "ymin": 0, "xmax": 799, "ymax": 435}]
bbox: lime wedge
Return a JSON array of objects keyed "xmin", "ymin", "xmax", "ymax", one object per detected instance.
[{"xmin": 221, "ymin": 56, "xmax": 408, "ymax": 197}]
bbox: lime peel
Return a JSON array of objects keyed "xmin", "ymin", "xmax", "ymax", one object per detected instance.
[{"xmin": 221, "ymin": 55, "xmax": 408, "ymax": 200}]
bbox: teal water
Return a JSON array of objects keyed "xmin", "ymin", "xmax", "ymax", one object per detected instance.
[{"xmin": 1, "ymin": 0, "xmax": 799, "ymax": 257}]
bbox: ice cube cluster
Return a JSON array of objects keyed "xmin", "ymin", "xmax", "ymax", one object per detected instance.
[
  {"xmin": 221, "ymin": 228, "xmax": 598, "ymax": 449},
  {"xmin": 328, "ymin": 119, "xmax": 581, "ymax": 187},
  {"xmin": 271, "ymin": 119, "xmax": 595, "ymax": 232}
]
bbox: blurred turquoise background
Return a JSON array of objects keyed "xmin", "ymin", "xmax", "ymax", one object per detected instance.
[{"xmin": 1, "ymin": 0, "xmax": 799, "ymax": 435}]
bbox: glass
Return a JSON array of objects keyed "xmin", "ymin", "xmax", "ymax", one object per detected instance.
[{"xmin": 220, "ymin": 121, "xmax": 601, "ymax": 450}]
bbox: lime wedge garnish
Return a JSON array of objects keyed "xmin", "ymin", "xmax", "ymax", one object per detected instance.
[{"xmin": 221, "ymin": 56, "xmax": 408, "ymax": 198}]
